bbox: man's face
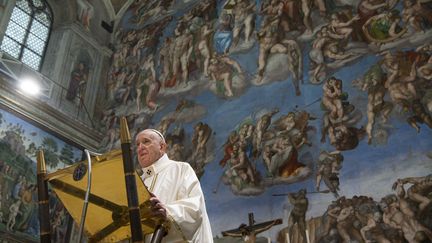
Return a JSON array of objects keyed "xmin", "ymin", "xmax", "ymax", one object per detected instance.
[{"xmin": 135, "ymin": 130, "xmax": 166, "ymax": 168}]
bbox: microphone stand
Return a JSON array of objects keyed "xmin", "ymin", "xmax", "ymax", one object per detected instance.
[{"xmin": 150, "ymin": 224, "xmax": 168, "ymax": 243}]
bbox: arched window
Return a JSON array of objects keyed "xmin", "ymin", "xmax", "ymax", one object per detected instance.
[{"xmin": 0, "ymin": 0, "xmax": 52, "ymax": 71}]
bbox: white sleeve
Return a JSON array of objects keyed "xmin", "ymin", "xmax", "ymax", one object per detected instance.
[{"xmin": 164, "ymin": 165, "xmax": 206, "ymax": 240}]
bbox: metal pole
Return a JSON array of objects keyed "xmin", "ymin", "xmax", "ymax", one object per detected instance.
[{"xmin": 78, "ymin": 149, "xmax": 101, "ymax": 243}]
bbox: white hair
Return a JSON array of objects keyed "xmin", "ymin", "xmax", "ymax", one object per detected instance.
[{"xmin": 144, "ymin": 129, "xmax": 166, "ymax": 144}]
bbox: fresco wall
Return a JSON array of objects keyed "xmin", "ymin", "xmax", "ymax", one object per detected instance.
[
  {"xmin": 97, "ymin": 0, "xmax": 432, "ymax": 241},
  {"xmin": 0, "ymin": 108, "xmax": 83, "ymax": 242}
]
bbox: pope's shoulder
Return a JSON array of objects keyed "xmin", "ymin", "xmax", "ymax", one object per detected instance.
[{"xmin": 167, "ymin": 159, "xmax": 195, "ymax": 171}]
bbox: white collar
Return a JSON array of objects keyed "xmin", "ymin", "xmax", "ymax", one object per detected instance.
[{"xmin": 141, "ymin": 154, "xmax": 171, "ymax": 178}]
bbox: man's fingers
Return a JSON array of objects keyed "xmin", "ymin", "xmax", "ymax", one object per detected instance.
[
  {"xmin": 151, "ymin": 207, "xmax": 167, "ymax": 219},
  {"xmin": 153, "ymin": 202, "xmax": 163, "ymax": 209},
  {"xmin": 150, "ymin": 197, "xmax": 160, "ymax": 205},
  {"xmin": 148, "ymin": 194, "xmax": 167, "ymax": 219},
  {"xmin": 149, "ymin": 199, "xmax": 166, "ymax": 212}
]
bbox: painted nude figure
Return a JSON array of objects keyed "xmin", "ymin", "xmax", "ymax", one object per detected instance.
[{"xmin": 208, "ymin": 54, "xmax": 243, "ymax": 97}]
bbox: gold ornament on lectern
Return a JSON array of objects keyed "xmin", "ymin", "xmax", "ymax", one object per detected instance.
[{"xmin": 44, "ymin": 149, "xmax": 159, "ymax": 242}]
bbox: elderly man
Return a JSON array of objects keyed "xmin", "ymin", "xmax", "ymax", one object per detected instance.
[{"xmin": 135, "ymin": 129, "xmax": 213, "ymax": 242}]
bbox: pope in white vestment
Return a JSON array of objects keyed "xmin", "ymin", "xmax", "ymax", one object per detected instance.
[{"xmin": 137, "ymin": 128, "xmax": 213, "ymax": 243}]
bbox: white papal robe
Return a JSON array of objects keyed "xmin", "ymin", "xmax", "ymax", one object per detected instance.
[{"xmin": 141, "ymin": 154, "xmax": 213, "ymax": 243}]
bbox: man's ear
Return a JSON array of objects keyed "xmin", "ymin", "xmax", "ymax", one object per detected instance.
[{"xmin": 160, "ymin": 142, "xmax": 167, "ymax": 152}]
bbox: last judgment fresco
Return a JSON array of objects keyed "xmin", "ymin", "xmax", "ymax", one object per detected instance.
[{"xmin": 94, "ymin": 0, "xmax": 432, "ymax": 241}]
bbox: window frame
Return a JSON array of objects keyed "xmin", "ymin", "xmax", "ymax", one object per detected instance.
[{"xmin": 1, "ymin": 0, "xmax": 53, "ymax": 71}]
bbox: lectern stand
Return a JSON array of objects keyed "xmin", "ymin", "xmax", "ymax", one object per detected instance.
[{"xmin": 37, "ymin": 118, "xmax": 166, "ymax": 242}]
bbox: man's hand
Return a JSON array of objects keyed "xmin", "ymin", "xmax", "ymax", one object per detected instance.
[{"xmin": 149, "ymin": 193, "xmax": 168, "ymax": 220}]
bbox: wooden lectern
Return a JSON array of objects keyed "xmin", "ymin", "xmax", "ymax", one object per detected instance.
[{"xmin": 37, "ymin": 118, "xmax": 166, "ymax": 242}]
